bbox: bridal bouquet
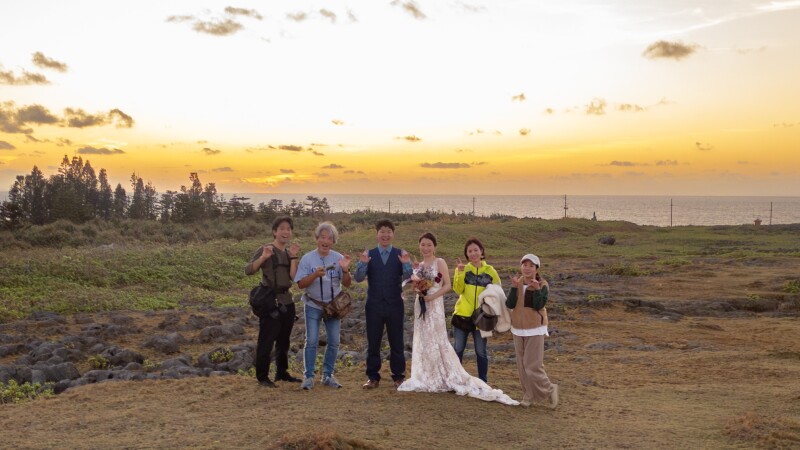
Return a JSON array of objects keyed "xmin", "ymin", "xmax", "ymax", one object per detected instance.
[{"xmin": 409, "ymin": 264, "xmax": 442, "ymax": 319}]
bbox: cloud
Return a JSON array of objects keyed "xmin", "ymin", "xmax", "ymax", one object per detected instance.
[
  {"xmin": 420, "ymin": 162, "xmax": 470, "ymax": 169},
  {"xmin": 331, "ymin": 119, "xmax": 344, "ymax": 126},
  {"xmin": 0, "ymin": 141, "xmax": 15, "ymax": 150},
  {"xmin": 344, "ymin": 170, "xmax": 366, "ymax": 174},
  {"xmin": 544, "ymin": 108, "xmax": 555, "ymax": 115},
  {"xmin": 617, "ymin": 103, "xmax": 645, "ymax": 112},
  {"xmin": 736, "ymin": 160, "xmax": 750, "ymax": 165},
  {"xmin": 609, "ymin": 161, "xmax": 638, "ymax": 167},
  {"xmin": 773, "ymin": 122, "xmax": 798, "ymax": 128},
  {"xmin": 280, "ymin": 169, "xmax": 295, "ymax": 174},
  {"xmin": 347, "ymin": 9, "xmax": 358, "ymax": 22},
  {"xmin": 16, "ymin": 104, "xmax": 59, "ymax": 124},
  {"xmin": 456, "ymin": 2, "xmax": 487, "ymax": 13},
  {"xmin": 472, "ymin": 161, "xmax": 488, "ymax": 166},
  {"xmin": 322, "ymin": 164, "xmax": 344, "ymax": 169},
  {"xmin": 63, "ymin": 108, "xmax": 108, "ymax": 128},
  {"xmin": 519, "ymin": 128, "xmax": 531, "ymax": 136},
  {"xmin": 585, "ymin": 98, "xmax": 607, "ymax": 115},
  {"xmin": 0, "ymin": 105, "xmax": 32, "ymax": 133},
  {"xmin": 396, "ymin": 135, "xmax": 421, "ymax": 142},
  {"xmin": 193, "ymin": 18, "xmax": 243, "ymax": 36},
  {"xmin": 511, "ymin": 93, "xmax": 526, "ymax": 102},
  {"xmin": 224, "ymin": 7, "xmax": 262, "ymax": 20},
  {"xmin": 31, "ymin": 52, "xmax": 68, "ymax": 72},
  {"xmin": 695, "ymin": 142, "xmax": 714, "ymax": 151},
  {"xmin": 278, "ymin": 144, "xmax": 304, "ymax": 152},
  {"xmin": 312, "ymin": 151, "xmax": 324, "ymax": 156},
  {"xmin": 77, "ymin": 146, "xmax": 125, "ymax": 155},
  {"xmin": 109, "ymin": 109, "xmax": 135, "ymax": 128},
  {"xmin": 25, "ymin": 134, "xmax": 45, "ymax": 143},
  {"xmin": 455, "ymin": 148, "xmax": 472, "ymax": 153},
  {"xmin": 656, "ymin": 160, "xmax": 678, "ymax": 166},
  {"xmin": 212, "ymin": 167, "xmax": 233, "ymax": 172},
  {"xmin": 0, "ymin": 69, "xmax": 49, "ymax": 85},
  {"xmin": 202, "ymin": 147, "xmax": 221, "ymax": 155},
  {"xmin": 467, "ymin": 129, "xmax": 484, "ymax": 135},
  {"xmin": 314, "ymin": 173, "xmax": 330, "ymax": 177},
  {"xmin": 287, "ymin": 12, "xmax": 308, "ymax": 22},
  {"xmin": 310, "ymin": 143, "xmax": 326, "ymax": 147},
  {"xmin": 391, "ymin": 0, "xmax": 426, "ymax": 19},
  {"xmin": 736, "ymin": 46, "xmax": 766, "ymax": 55},
  {"xmin": 320, "ymin": 9, "xmax": 336, "ymax": 23},
  {"xmin": 643, "ymin": 40, "xmax": 699, "ymax": 60},
  {"xmin": 166, "ymin": 15, "xmax": 194, "ymax": 23},
  {"xmin": 56, "ymin": 138, "xmax": 72, "ymax": 147}
]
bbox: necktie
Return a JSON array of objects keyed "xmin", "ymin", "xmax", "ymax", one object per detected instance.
[{"xmin": 381, "ymin": 250, "xmax": 389, "ymax": 264}]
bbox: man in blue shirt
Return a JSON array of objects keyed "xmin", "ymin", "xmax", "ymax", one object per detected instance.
[{"xmin": 354, "ymin": 219, "xmax": 413, "ymax": 389}]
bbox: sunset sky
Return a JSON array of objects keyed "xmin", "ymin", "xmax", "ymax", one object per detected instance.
[{"xmin": 1, "ymin": 1, "xmax": 799, "ymax": 196}]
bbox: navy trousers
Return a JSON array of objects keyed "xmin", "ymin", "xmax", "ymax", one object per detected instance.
[{"xmin": 365, "ymin": 300, "xmax": 406, "ymax": 381}]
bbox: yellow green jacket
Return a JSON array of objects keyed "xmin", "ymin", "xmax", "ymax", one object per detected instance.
[{"xmin": 452, "ymin": 261, "xmax": 501, "ymax": 317}]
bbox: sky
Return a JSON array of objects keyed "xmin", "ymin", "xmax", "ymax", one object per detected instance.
[{"xmin": 1, "ymin": 0, "xmax": 799, "ymax": 196}]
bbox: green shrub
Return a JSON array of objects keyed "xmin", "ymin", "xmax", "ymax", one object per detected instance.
[
  {"xmin": 210, "ymin": 347, "xmax": 234, "ymax": 364},
  {"xmin": 599, "ymin": 263, "xmax": 650, "ymax": 276},
  {"xmin": 783, "ymin": 280, "xmax": 800, "ymax": 294},
  {"xmin": 1, "ymin": 380, "xmax": 54, "ymax": 404},
  {"xmin": 88, "ymin": 354, "xmax": 109, "ymax": 369}
]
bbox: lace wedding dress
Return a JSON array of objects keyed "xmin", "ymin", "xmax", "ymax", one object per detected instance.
[{"xmin": 398, "ymin": 259, "xmax": 519, "ymax": 405}]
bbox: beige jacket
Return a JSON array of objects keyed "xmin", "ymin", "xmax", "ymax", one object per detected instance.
[{"xmin": 477, "ymin": 284, "xmax": 512, "ymax": 338}]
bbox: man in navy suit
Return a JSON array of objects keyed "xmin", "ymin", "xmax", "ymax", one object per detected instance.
[{"xmin": 354, "ymin": 219, "xmax": 413, "ymax": 389}]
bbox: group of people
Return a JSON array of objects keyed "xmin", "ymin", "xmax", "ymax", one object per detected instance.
[{"xmin": 244, "ymin": 216, "xmax": 559, "ymax": 409}]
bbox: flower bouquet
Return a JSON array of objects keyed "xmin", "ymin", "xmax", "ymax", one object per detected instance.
[{"xmin": 408, "ymin": 264, "xmax": 442, "ymax": 319}]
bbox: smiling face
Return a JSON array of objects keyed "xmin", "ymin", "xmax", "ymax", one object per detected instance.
[
  {"xmin": 521, "ymin": 260, "xmax": 538, "ymax": 278},
  {"xmin": 316, "ymin": 228, "xmax": 334, "ymax": 256},
  {"xmin": 376, "ymin": 226, "xmax": 395, "ymax": 248},
  {"xmin": 419, "ymin": 237, "xmax": 435, "ymax": 258},
  {"xmin": 466, "ymin": 243, "xmax": 483, "ymax": 265},
  {"xmin": 273, "ymin": 221, "xmax": 293, "ymax": 244}
]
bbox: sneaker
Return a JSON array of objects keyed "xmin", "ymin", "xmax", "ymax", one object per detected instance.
[
  {"xmin": 549, "ymin": 384, "xmax": 559, "ymax": 410},
  {"xmin": 258, "ymin": 379, "xmax": 277, "ymax": 388},
  {"xmin": 276, "ymin": 373, "xmax": 302, "ymax": 383},
  {"xmin": 321, "ymin": 375, "xmax": 342, "ymax": 389},
  {"xmin": 520, "ymin": 400, "xmax": 531, "ymax": 408},
  {"xmin": 301, "ymin": 377, "xmax": 314, "ymax": 390}
]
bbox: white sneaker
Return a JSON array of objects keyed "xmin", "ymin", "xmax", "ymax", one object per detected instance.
[
  {"xmin": 520, "ymin": 400, "xmax": 531, "ymax": 408},
  {"xmin": 321, "ymin": 375, "xmax": 341, "ymax": 389},
  {"xmin": 301, "ymin": 377, "xmax": 314, "ymax": 390},
  {"xmin": 549, "ymin": 384, "xmax": 559, "ymax": 409}
]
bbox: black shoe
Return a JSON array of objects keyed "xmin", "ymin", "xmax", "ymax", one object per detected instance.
[
  {"xmin": 275, "ymin": 373, "xmax": 301, "ymax": 383},
  {"xmin": 258, "ymin": 379, "xmax": 277, "ymax": 388}
]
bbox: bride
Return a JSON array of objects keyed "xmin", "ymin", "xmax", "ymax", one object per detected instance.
[{"xmin": 397, "ymin": 232, "xmax": 518, "ymax": 405}]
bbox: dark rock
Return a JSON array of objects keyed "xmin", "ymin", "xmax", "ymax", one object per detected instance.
[
  {"xmin": 0, "ymin": 344, "xmax": 26, "ymax": 358},
  {"xmin": 196, "ymin": 324, "xmax": 244, "ymax": 343},
  {"xmin": 30, "ymin": 311, "xmax": 67, "ymax": 323},
  {"xmin": 109, "ymin": 314, "xmax": 135, "ymax": 326},
  {"xmin": 160, "ymin": 355, "xmax": 193, "ymax": 370},
  {"xmin": 143, "ymin": 335, "xmax": 181, "ymax": 354},
  {"xmin": 31, "ymin": 362, "xmax": 80, "ymax": 382},
  {"xmin": 157, "ymin": 313, "xmax": 182, "ymax": 331},
  {"xmin": 100, "ymin": 346, "xmax": 144, "ymax": 367},
  {"xmin": 598, "ymin": 236, "xmax": 616, "ymax": 245},
  {"xmin": 185, "ymin": 315, "xmax": 221, "ymax": 331},
  {"xmin": 689, "ymin": 322, "xmax": 724, "ymax": 331}
]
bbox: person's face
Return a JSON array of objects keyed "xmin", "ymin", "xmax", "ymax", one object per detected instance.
[
  {"xmin": 316, "ymin": 229, "xmax": 334, "ymax": 254},
  {"xmin": 466, "ymin": 243, "xmax": 483, "ymax": 264},
  {"xmin": 419, "ymin": 238, "xmax": 435, "ymax": 257},
  {"xmin": 377, "ymin": 226, "xmax": 394, "ymax": 247},
  {"xmin": 521, "ymin": 260, "xmax": 538, "ymax": 278},
  {"xmin": 273, "ymin": 221, "xmax": 293, "ymax": 243}
]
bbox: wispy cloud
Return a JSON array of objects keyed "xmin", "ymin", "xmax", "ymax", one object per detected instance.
[
  {"xmin": 331, "ymin": 119, "xmax": 345, "ymax": 126},
  {"xmin": 396, "ymin": 135, "xmax": 421, "ymax": 142},
  {"xmin": 16, "ymin": 104, "xmax": 59, "ymax": 124},
  {"xmin": 455, "ymin": 2, "xmax": 487, "ymax": 13},
  {"xmin": 511, "ymin": 93, "xmax": 526, "ymax": 102},
  {"xmin": 0, "ymin": 141, "xmax": 15, "ymax": 150},
  {"xmin": 287, "ymin": 12, "xmax": 308, "ymax": 22},
  {"xmin": 608, "ymin": 160, "xmax": 639, "ymax": 167},
  {"xmin": 312, "ymin": 150, "xmax": 324, "ymax": 156},
  {"xmin": 391, "ymin": 0, "xmax": 426, "ymax": 20},
  {"xmin": 224, "ymin": 7, "xmax": 262, "ymax": 20},
  {"xmin": 77, "ymin": 146, "xmax": 125, "ymax": 155},
  {"xmin": 193, "ymin": 19, "xmax": 243, "ymax": 36},
  {"xmin": 543, "ymin": 108, "xmax": 555, "ymax": 115},
  {"xmin": 280, "ymin": 169, "xmax": 295, "ymax": 174},
  {"xmin": 320, "ymin": 9, "xmax": 337, "ymax": 23},
  {"xmin": 656, "ymin": 160, "xmax": 678, "ymax": 166},
  {"xmin": 519, "ymin": 128, "xmax": 531, "ymax": 136},
  {"xmin": 421, "ymin": 162, "xmax": 470, "ymax": 169},
  {"xmin": 585, "ymin": 98, "xmax": 607, "ymax": 115},
  {"xmin": 617, "ymin": 103, "xmax": 646, "ymax": 112},
  {"xmin": 695, "ymin": 142, "xmax": 714, "ymax": 151},
  {"xmin": 31, "ymin": 52, "xmax": 68, "ymax": 72},
  {"xmin": 322, "ymin": 164, "xmax": 344, "ymax": 169},
  {"xmin": 202, "ymin": 147, "xmax": 221, "ymax": 155},
  {"xmin": 278, "ymin": 144, "xmax": 304, "ymax": 152},
  {"xmin": 0, "ymin": 68, "xmax": 49, "ymax": 85},
  {"xmin": 212, "ymin": 167, "xmax": 233, "ymax": 172},
  {"xmin": 643, "ymin": 40, "xmax": 699, "ymax": 60},
  {"xmin": 109, "ymin": 109, "xmax": 135, "ymax": 128},
  {"xmin": 344, "ymin": 170, "xmax": 366, "ymax": 174},
  {"xmin": 773, "ymin": 122, "xmax": 798, "ymax": 128}
]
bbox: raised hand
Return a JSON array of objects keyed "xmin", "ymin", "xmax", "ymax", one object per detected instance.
[
  {"xmin": 527, "ymin": 278, "xmax": 541, "ymax": 290},
  {"xmin": 455, "ymin": 257, "xmax": 465, "ymax": 272},
  {"xmin": 288, "ymin": 242, "xmax": 301, "ymax": 258},
  {"xmin": 260, "ymin": 244, "xmax": 274, "ymax": 260},
  {"xmin": 399, "ymin": 250, "xmax": 411, "ymax": 264},
  {"xmin": 313, "ymin": 266, "xmax": 326, "ymax": 279},
  {"xmin": 411, "ymin": 254, "xmax": 420, "ymax": 269},
  {"xmin": 339, "ymin": 254, "xmax": 352, "ymax": 270},
  {"xmin": 511, "ymin": 274, "xmax": 522, "ymax": 288},
  {"xmin": 359, "ymin": 249, "xmax": 371, "ymax": 264}
]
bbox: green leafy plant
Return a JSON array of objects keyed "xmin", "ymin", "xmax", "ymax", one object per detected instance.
[
  {"xmin": 1, "ymin": 380, "xmax": 54, "ymax": 404},
  {"xmin": 210, "ymin": 347, "xmax": 234, "ymax": 364},
  {"xmin": 236, "ymin": 367, "xmax": 256, "ymax": 378},
  {"xmin": 783, "ymin": 280, "xmax": 800, "ymax": 294},
  {"xmin": 88, "ymin": 354, "xmax": 109, "ymax": 369}
]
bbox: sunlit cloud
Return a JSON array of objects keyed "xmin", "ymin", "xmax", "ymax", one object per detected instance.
[
  {"xmin": 287, "ymin": 12, "xmax": 308, "ymax": 22},
  {"xmin": 56, "ymin": 138, "xmax": 73, "ymax": 147},
  {"xmin": 322, "ymin": 164, "xmax": 344, "ymax": 169},
  {"xmin": 109, "ymin": 108, "xmax": 135, "ymax": 128},
  {"xmin": 344, "ymin": 170, "xmax": 366, "ymax": 174},
  {"xmin": 0, "ymin": 68, "xmax": 49, "ymax": 85},
  {"xmin": 331, "ymin": 119, "xmax": 344, "ymax": 126},
  {"xmin": 63, "ymin": 108, "xmax": 107, "ymax": 128},
  {"xmin": 77, "ymin": 146, "xmax": 125, "ymax": 155},
  {"xmin": 224, "ymin": 7, "xmax": 263, "ymax": 20},
  {"xmin": 608, "ymin": 161, "xmax": 639, "ymax": 167},
  {"xmin": 193, "ymin": 19, "xmax": 243, "ymax": 36},
  {"xmin": 643, "ymin": 40, "xmax": 699, "ymax": 60},
  {"xmin": 391, "ymin": 0, "xmax": 426, "ymax": 20},
  {"xmin": 31, "ymin": 52, "xmax": 68, "ymax": 72},
  {"xmin": 347, "ymin": 9, "xmax": 358, "ymax": 22},
  {"xmin": 519, "ymin": 128, "xmax": 531, "ymax": 136},
  {"xmin": 278, "ymin": 144, "xmax": 304, "ymax": 152},
  {"xmin": 585, "ymin": 98, "xmax": 607, "ymax": 116},
  {"xmin": 320, "ymin": 9, "xmax": 337, "ymax": 23},
  {"xmin": 656, "ymin": 160, "xmax": 678, "ymax": 166},
  {"xmin": 467, "ymin": 129, "xmax": 484, "ymax": 135},
  {"xmin": 420, "ymin": 162, "xmax": 470, "ymax": 169},
  {"xmin": 315, "ymin": 173, "xmax": 330, "ymax": 177},
  {"xmin": 280, "ymin": 169, "xmax": 295, "ymax": 174},
  {"xmin": 456, "ymin": 2, "xmax": 487, "ymax": 13},
  {"xmin": 312, "ymin": 150, "xmax": 324, "ymax": 156},
  {"xmin": 25, "ymin": 135, "xmax": 45, "ymax": 143},
  {"xmin": 695, "ymin": 141, "xmax": 714, "ymax": 151},
  {"xmin": 617, "ymin": 103, "xmax": 646, "ymax": 112},
  {"xmin": 212, "ymin": 167, "xmax": 233, "ymax": 172},
  {"xmin": 773, "ymin": 122, "xmax": 798, "ymax": 128},
  {"xmin": 543, "ymin": 108, "xmax": 555, "ymax": 115},
  {"xmin": 511, "ymin": 93, "xmax": 526, "ymax": 102},
  {"xmin": 757, "ymin": 1, "xmax": 800, "ymax": 12},
  {"xmin": 17, "ymin": 104, "xmax": 59, "ymax": 124},
  {"xmin": 396, "ymin": 135, "xmax": 421, "ymax": 142},
  {"xmin": 202, "ymin": 147, "xmax": 221, "ymax": 155},
  {"xmin": 0, "ymin": 141, "xmax": 15, "ymax": 150}
]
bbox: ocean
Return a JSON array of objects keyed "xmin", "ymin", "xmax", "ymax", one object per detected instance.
[
  {"xmin": 2, "ymin": 191, "xmax": 797, "ymax": 226},
  {"xmin": 235, "ymin": 194, "xmax": 800, "ymax": 227}
]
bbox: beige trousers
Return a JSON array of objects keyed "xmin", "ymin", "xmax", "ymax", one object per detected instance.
[{"xmin": 513, "ymin": 334, "xmax": 555, "ymax": 403}]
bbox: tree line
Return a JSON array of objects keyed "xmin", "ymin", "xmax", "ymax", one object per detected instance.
[{"xmin": 0, "ymin": 155, "xmax": 331, "ymax": 230}]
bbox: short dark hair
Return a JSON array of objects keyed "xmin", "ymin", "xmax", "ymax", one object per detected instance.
[
  {"xmin": 375, "ymin": 219, "xmax": 395, "ymax": 232},
  {"xmin": 463, "ymin": 236, "xmax": 485, "ymax": 260},
  {"xmin": 272, "ymin": 216, "xmax": 294, "ymax": 232},
  {"xmin": 419, "ymin": 232, "xmax": 437, "ymax": 247}
]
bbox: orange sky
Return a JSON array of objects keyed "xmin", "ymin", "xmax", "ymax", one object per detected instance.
[{"xmin": 1, "ymin": 1, "xmax": 799, "ymax": 196}]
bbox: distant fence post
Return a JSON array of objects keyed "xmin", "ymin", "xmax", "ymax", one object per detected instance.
[{"xmin": 670, "ymin": 198, "xmax": 673, "ymax": 227}]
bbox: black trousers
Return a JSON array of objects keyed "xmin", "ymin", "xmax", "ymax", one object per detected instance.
[
  {"xmin": 255, "ymin": 302, "xmax": 295, "ymax": 382},
  {"xmin": 365, "ymin": 300, "xmax": 406, "ymax": 382}
]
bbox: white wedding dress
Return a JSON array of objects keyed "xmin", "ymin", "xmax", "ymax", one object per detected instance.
[{"xmin": 398, "ymin": 259, "xmax": 519, "ymax": 405}]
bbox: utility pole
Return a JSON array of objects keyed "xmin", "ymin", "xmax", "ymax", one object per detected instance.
[
  {"xmin": 770, "ymin": 202, "xmax": 773, "ymax": 225},
  {"xmin": 388, "ymin": 199, "xmax": 391, "ymax": 214},
  {"xmin": 472, "ymin": 196, "xmax": 476, "ymax": 216},
  {"xmin": 563, "ymin": 195, "xmax": 568, "ymax": 218},
  {"xmin": 670, "ymin": 198, "xmax": 673, "ymax": 227}
]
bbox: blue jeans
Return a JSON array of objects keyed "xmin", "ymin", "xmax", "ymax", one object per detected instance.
[
  {"xmin": 452, "ymin": 326, "xmax": 488, "ymax": 382},
  {"xmin": 303, "ymin": 304, "xmax": 341, "ymax": 379}
]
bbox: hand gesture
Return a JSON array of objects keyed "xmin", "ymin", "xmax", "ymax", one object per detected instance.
[
  {"xmin": 313, "ymin": 266, "xmax": 326, "ymax": 279},
  {"xmin": 510, "ymin": 274, "xmax": 522, "ymax": 288},
  {"xmin": 455, "ymin": 257, "xmax": 465, "ymax": 272},
  {"xmin": 359, "ymin": 249, "xmax": 371, "ymax": 264},
  {"xmin": 288, "ymin": 242, "xmax": 301, "ymax": 258},
  {"xmin": 260, "ymin": 244, "xmax": 274, "ymax": 260},
  {"xmin": 339, "ymin": 254, "xmax": 352, "ymax": 270},
  {"xmin": 527, "ymin": 278, "xmax": 541, "ymax": 290},
  {"xmin": 411, "ymin": 254, "xmax": 420, "ymax": 270},
  {"xmin": 399, "ymin": 250, "xmax": 411, "ymax": 264}
]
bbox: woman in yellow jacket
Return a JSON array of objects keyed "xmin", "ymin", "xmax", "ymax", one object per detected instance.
[{"xmin": 451, "ymin": 237, "xmax": 500, "ymax": 382}]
